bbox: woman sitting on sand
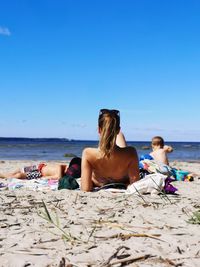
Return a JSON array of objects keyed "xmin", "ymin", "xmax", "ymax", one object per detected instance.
[{"xmin": 81, "ymin": 109, "xmax": 139, "ymax": 192}]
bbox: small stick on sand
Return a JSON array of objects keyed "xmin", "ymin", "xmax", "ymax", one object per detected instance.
[{"xmin": 106, "ymin": 254, "xmax": 154, "ymax": 266}]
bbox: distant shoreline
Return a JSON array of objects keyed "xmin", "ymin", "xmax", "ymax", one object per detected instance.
[
  {"xmin": 0, "ymin": 159, "xmax": 200, "ymax": 164},
  {"xmin": 0, "ymin": 137, "xmax": 200, "ymax": 143}
]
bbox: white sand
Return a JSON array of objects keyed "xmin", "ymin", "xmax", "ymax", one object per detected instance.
[{"xmin": 0, "ymin": 160, "xmax": 200, "ymax": 267}]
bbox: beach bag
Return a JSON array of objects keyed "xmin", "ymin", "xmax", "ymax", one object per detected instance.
[
  {"xmin": 126, "ymin": 173, "xmax": 166, "ymax": 195},
  {"xmin": 67, "ymin": 157, "xmax": 82, "ymax": 178},
  {"xmin": 58, "ymin": 175, "xmax": 79, "ymax": 190},
  {"xmin": 58, "ymin": 157, "xmax": 81, "ymax": 190},
  {"xmin": 164, "ymin": 177, "xmax": 178, "ymax": 194}
]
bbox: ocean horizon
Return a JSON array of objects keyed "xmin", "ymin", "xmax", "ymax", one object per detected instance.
[{"xmin": 0, "ymin": 137, "xmax": 199, "ymax": 162}]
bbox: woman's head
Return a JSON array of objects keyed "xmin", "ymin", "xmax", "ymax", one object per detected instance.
[{"xmin": 98, "ymin": 109, "xmax": 120, "ymax": 157}]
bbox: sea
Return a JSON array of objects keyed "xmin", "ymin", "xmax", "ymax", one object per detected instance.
[{"xmin": 0, "ymin": 138, "xmax": 199, "ymax": 162}]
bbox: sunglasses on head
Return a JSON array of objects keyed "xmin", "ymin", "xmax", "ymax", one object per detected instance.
[{"xmin": 99, "ymin": 109, "xmax": 120, "ymax": 116}]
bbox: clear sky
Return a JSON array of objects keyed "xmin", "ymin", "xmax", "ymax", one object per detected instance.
[{"xmin": 0, "ymin": 0, "xmax": 199, "ymax": 141}]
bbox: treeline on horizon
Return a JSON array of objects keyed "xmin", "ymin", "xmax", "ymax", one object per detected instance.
[{"xmin": 0, "ymin": 137, "xmax": 199, "ymax": 144}]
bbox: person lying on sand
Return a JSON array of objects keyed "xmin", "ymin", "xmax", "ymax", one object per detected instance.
[
  {"xmin": 150, "ymin": 136, "xmax": 173, "ymax": 165},
  {"xmin": 81, "ymin": 109, "xmax": 139, "ymax": 192},
  {"xmin": 0, "ymin": 157, "xmax": 82, "ymax": 180},
  {"xmin": 0, "ymin": 163, "xmax": 68, "ymax": 180}
]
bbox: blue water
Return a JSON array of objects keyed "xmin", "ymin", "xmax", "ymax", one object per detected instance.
[{"xmin": 0, "ymin": 138, "xmax": 199, "ymax": 162}]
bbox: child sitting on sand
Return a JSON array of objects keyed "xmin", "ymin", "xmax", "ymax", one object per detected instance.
[
  {"xmin": 150, "ymin": 136, "xmax": 173, "ymax": 165},
  {"xmin": 139, "ymin": 136, "xmax": 174, "ymax": 179}
]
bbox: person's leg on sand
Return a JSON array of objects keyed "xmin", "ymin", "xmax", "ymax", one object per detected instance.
[{"xmin": 0, "ymin": 170, "xmax": 26, "ymax": 179}]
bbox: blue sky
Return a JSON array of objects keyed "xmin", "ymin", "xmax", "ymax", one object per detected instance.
[{"xmin": 0, "ymin": 0, "xmax": 199, "ymax": 141}]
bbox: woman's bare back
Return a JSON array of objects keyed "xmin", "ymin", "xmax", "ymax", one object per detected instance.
[{"xmin": 81, "ymin": 145, "xmax": 139, "ymax": 190}]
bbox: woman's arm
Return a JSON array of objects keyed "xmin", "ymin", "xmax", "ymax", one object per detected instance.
[
  {"xmin": 81, "ymin": 148, "xmax": 93, "ymax": 192},
  {"xmin": 128, "ymin": 147, "xmax": 140, "ymax": 184},
  {"xmin": 116, "ymin": 131, "xmax": 127, "ymax": 148}
]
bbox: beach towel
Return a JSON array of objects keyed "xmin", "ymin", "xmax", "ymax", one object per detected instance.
[
  {"xmin": 0, "ymin": 178, "xmax": 58, "ymax": 191},
  {"xmin": 94, "ymin": 183, "xmax": 127, "ymax": 192},
  {"xmin": 140, "ymin": 159, "xmax": 173, "ymax": 176}
]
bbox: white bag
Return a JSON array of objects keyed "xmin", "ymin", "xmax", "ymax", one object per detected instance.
[{"xmin": 126, "ymin": 173, "xmax": 166, "ymax": 195}]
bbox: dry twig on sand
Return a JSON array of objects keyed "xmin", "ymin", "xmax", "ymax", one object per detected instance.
[
  {"xmin": 101, "ymin": 246, "xmax": 154, "ymax": 267},
  {"xmin": 95, "ymin": 232, "xmax": 164, "ymax": 242}
]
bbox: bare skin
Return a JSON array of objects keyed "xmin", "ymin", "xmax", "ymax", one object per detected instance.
[
  {"xmin": 150, "ymin": 145, "xmax": 173, "ymax": 165},
  {"xmin": 0, "ymin": 170, "xmax": 27, "ymax": 179},
  {"xmin": 41, "ymin": 164, "xmax": 67, "ymax": 179},
  {"xmin": 0, "ymin": 164, "xmax": 67, "ymax": 180},
  {"xmin": 116, "ymin": 131, "xmax": 127, "ymax": 148},
  {"xmin": 81, "ymin": 131, "xmax": 139, "ymax": 192}
]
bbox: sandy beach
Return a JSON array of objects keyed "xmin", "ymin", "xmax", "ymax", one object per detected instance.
[{"xmin": 0, "ymin": 160, "xmax": 200, "ymax": 267}]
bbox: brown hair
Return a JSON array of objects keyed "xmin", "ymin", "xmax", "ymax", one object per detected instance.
[
  {"xmin": 151, "ymin": 136, "xmax": 164, "ymax": 148},
  {"xmin": 98, "ymin": 109, "xmax": 120, "ymax": 158}
]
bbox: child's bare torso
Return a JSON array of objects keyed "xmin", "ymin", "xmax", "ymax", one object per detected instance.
[{"xmin": 150, "ymin": 149, "xmax": 169, "ymax": 165}]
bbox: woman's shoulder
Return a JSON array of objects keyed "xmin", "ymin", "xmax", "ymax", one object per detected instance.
[
  {"xmin": 82, "ymin": 147, "xmax": 99, "ymax": 157},
  {"xmin": 119, "ymin": 146, "xmax": 138, "ymax": 157},
  {"xmin": 122, "ymin": 145, "xmax": 137, "ymax": 152},
  {"xmin": 83, "ymin": 147, "xmax": 98, "ymax": 152}
]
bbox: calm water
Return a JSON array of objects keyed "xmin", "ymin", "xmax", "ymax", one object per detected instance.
[{"xmin": 0, "ymin": 138, "xmax": 199, "ymax": 162}]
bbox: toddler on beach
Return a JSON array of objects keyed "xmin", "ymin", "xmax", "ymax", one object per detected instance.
[
  {"xmin": 139, "ymin": 137, "xmax": 176, "ymax": 182},
  {"xmin": 150, "ymin": 136, "xmax": 173, "ymax": 165}
]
